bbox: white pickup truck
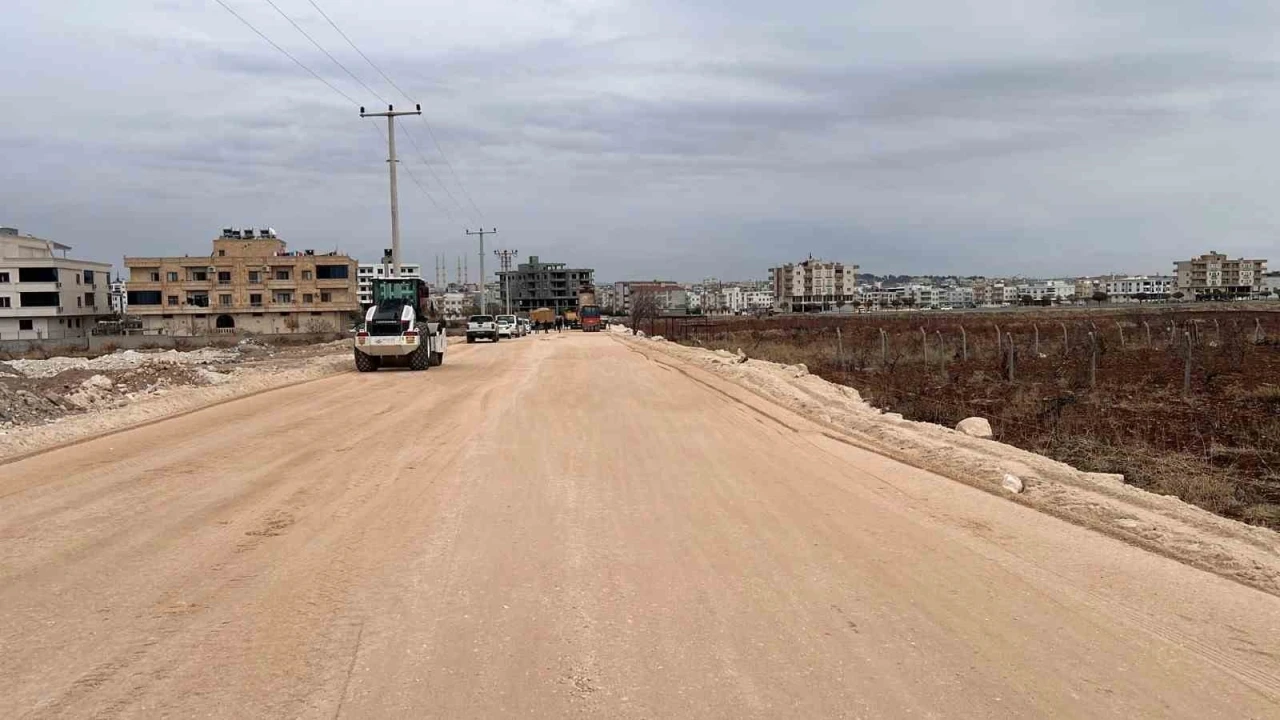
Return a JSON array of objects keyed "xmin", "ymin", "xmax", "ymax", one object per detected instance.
[{"xmin": 466, "ymin": 315, "xmax": 500, "ymax": 343}]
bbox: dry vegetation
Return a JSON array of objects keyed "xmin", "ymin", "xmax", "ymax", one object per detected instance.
[{"xmin": 661, "ymin": 308, "xmax": 1280, "ymax": 529}]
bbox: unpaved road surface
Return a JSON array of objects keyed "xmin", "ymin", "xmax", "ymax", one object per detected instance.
[{"xmin": 3, "ymin": 333, "xmax": 1280, "ymax": 718}]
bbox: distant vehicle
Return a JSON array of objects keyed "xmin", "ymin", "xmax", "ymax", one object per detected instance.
[
  {"xmin": 518, "ymin": 318, "xmax": 531, "ymax": 335},
  {"xmin": 467, "ymin": 315, "xmax": 500, "ymax": 343},
  {"xmin": 563, "ymin": 310, "xmax": 580, "ymax": 329},
  {"xmin": 496, "ymin": 314, "xmax": 518, "ymax": 338},
  {"xmin": 578, "ymin": 290, "xmax": 597, "ymax": 308},
  {"xmin": 580, "ymin": 305, "xmax": 602, "ymax": 332},
  {"xmin": 353, "ymin": 278, "xmax": 447, "ymax": 372},
  {"xmin": 530, "ymin": 307, "xmax": 555, "ymax": 327}
]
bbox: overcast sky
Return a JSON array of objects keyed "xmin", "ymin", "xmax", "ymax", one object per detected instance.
[{"xmin": 3, "ymin": 1, "xmax": 1278, "ymax": 281}]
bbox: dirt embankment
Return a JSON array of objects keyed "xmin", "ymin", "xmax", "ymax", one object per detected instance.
[
  {"xmin": 0, "ymin": 339, "xmax": 354, "ymax": 461},
  {"xmin": 619, "ymin": 329, "xmax": 1280, "ymax": 597}
]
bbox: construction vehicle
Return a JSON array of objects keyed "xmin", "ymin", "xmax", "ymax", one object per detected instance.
[
  {"xmin": 530, "ymin": 307, "xmax": 555, "ymax": 327},
  {"xmin": 580, "ymin": 304, "xmax": 603, "ymax": 332},
  {"xmin": 577, "ymin": 290, "xmax": 601, "ymax": 332},
  {"xmin": 353, "ymin": 278, "xmax": 447, "ymax": 372},
  {"xmin": 563, "ymin": 309, "xmax": 580, "ymax": 329}
]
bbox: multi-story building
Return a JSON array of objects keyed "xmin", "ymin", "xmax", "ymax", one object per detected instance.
[
  {"xmin": 434, "ymin": 292, "xmax": 468, "ymax": 318},
  {"xmin": 1263, "ymin": 272, "xmax": 1280, "ymax": 298},
  {"xmin": 123, "ymin": 227, "xmax": 358, "ymax": 335},
  {"xmin": 499, "ymin": 256, "xmax": 594, "ymax": 314},
  {"xmin": 769, "ymin": 257, "xmax": 859, "ymax": 313},
  {"xmin": 109, "ymin": 275, "xmax": 127, "ymax": 315},
  {"xmin": 613, "ymin": 280, "xmax": 684, "ymax": 314},
  {"xmin": 1015, "ymin": 280, "xmax": 1076, "ymax": 303},
  {"xmin": 0, "ymin": 227, "xmax": 112, "ymax": 340},
  {"xmin": 1103, "ymin": 275, "xmax": 1175, "ymax": 302},
  {"xmin": 1174, "ymin": 252, "xmax": 1268, "ymax": 299},
  {"xmin": 357, "ymin": 261, "xmax": 422, "ymax": 306},
  {"xmin": 594, "ymin": 283, "xmax": 617, "ymax": 313}
]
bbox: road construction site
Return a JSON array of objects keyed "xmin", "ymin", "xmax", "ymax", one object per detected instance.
[{"xmin": 2, "ymin": 330, "xmax": 1279, "ymax": 718}]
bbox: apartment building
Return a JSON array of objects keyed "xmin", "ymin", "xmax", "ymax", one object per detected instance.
[
  {"xmin": 123, "ymin": 227, "xmax": 358, "ymax": 335},
  {"xmin": 1174, "ymin": 252, "xmax": 1268, "ymax": 298},
  {"xmin": 500, "ymin": 256, "xmax": 594, "ymax": 314},
  {"xmin": 769, "ymin": 257, "xmax": 859, "ymax": 313},
  {"xmin": 613, "ymin": 280, "xmax": 685, "ymax": 314},
  {"xmin": 972, "ymin": 282, "xmax": 1019, "ymax": 306},
  {"xmin": 357, "ymin": 261, "xmax": 422, "ymax": 306},
  {"xmin": 109, "ymin": 275, "xmax": 127, "ymax": 315},
  {"xmin": 1014, "ymin": 280, "xmax": 1076, "ymax": 303},
  {"xmin": 1103, "ymin": 275, "xmax": 1175, "ymax": 302},
  {"xmin": 0, "ymin": 227, "xmax": 112, "ymax": 340}
]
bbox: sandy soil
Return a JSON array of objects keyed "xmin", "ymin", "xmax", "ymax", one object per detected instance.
[{"xmin": 1, "ymin": 332, "xmax": 1279, "ymax": 717}]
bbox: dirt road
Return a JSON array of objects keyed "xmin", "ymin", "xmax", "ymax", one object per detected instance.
[{"xmin": 3, "ymin": 333, "xmax": 1279, "ymax": 718}]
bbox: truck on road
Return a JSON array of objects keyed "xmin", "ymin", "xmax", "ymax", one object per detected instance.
[
  {"xmin": 467, "ymin": 315, "xmax": 500, "ymax": 343},
  {"xmin": 580, "ymin": 304, "xmax": 603, "ymax": 332},
  {"xmin": 354, "ymin": 278, "xmax": 447, "ymax": 372}
]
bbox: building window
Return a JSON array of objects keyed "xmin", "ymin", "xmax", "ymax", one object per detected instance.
[
  {"xmin": 149, "ymin": 271, "xmax": 160, "ymax": 282},
  {"xmin": 274, "ymin": 291, "xmax": 293, "ymax": 303},
  {"xmin": 320, "ymin": 292, "xmax": 331, "ymax": 303},
  {"xmin": 167, "ymin": 295, "xmax": 178, "ymax": 306},
  {"xmin": 165, "ymin": 272, "xmax": 178, "ymax": 282},
  {"xmin": 0, "ymin": 272, "xmax": 8, "ymax": 283},
  {"xmin": 219, "ymin": 294, "xmax": 232, "ymax": 306},
  {"xmin": 250, "ymin": 293, "xmax": 263, "ymax": 307},
  {"xmin": 19, "ymin": 319, "xmax": 33, "ymax": 331},
  {"xmin": 19, "ymin": 292, "xmax": 60, "ymax": 307},
  {"xmin": 83, "ymin": 270, "xmax": 94, "ymax": 285},
  {"xmin": 303, "ymin": 293, "xmax": 314, "ymax": 304},
  {"xmin": 18, "ymin": 268, "xmax": 58, "ymax": 283},
  {"xmin": 127, "ymin": 291, "xmax": 161, "ymax": 305},
  {"xmin": 302, "ymin": 270, "xmax": 313, "ymax": 280},
  {"xmin": 187, "ymin": 293, "xmax": 209, "ymax": 307},
  {"xmin": 189, "ymin": 269, "xmax": 208, "ymax": 281},
  {"xmin": 84, "ymin": 292, "xmax": 93, "ymax": 308},
  {"xmin": 0, "ymin": 297, "xmax": 9, "ymax": 308},
  {"xmin": 248, "ymin": 271, "xmax": 261, "ymax": 284},
  {"xmin": 218, "ymin": 271, "xmax": 232, "ymax": 284},
  {"xmin": 275, "ymin": 269, "xmax": 291, "ymax": 281},
  {"xmin": 316, "ymin": 265, "xmax": 349, "ymax": 279},
  {"xmin": 218, "ymin": 249, "xmax": 226, "ymax": 256}
]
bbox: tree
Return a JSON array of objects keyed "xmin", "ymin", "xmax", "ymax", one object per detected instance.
[
  {"xmin": 1091, "ymin": 291, "xmax": 1109, "ymax": 306},
  {"xmin": 629, "ymin": 287, "xmax": 659, "ymax": 335},
  {"xmin": 1133, "ymin": 292, "xmax": 1148, "ymax": 304},
  {"xmin": 1172, "ymin": 291, "xmax": 1185, "ymax": 301},
  {"xmin": 1019, "ymin": 294, "xmax": 1034, "ymax": 306}
]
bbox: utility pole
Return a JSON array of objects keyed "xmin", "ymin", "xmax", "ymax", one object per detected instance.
[
  {"xmin": 466, "ymin": 228, "xmax": 497, "ymax": 313},
  {"xmin": 359, "ymin": 104, "xmax": 421, "ymax": 277},
  {"xmin": 494, "ymin": 248, "xmax": 519, "ymax": 315}
]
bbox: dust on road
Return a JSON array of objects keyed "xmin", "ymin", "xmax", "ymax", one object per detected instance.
[{"xmin": 2, "ymin": 333, "xmax": 1279, "ymax": 718}]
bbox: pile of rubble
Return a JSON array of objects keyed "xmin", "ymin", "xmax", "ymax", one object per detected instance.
[{"xmin": 0, "ymin": 348, "xmax": 239, "ymax": 429}]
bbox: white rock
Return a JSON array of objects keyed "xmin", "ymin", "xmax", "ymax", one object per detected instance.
[
  {"xmin": 790, "ymin": 363, "xmax": 809, "ymax": 377},
  {"xmin": 735, "ymin": 349, "xmax": 748, "ymax": 364},
  {"xmin": 955, "ymin": 417, "xmax": 993, "ymax": 439},
  {"xmin": 82, "ymin": 374, "xmax": 114, "ymax": 390},
  {"xmin": 1002, "ymin": 473, "xmax": 1024, "ymax": 494}
]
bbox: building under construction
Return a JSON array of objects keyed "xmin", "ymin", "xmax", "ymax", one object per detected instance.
[{"xmin": 499, "ymin": 256, "xmax": 594, "ymax": 314}]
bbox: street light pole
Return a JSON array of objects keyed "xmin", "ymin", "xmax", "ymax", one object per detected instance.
[{"xmin": 360, "ymin": 104, "xmax": 422, "ymax": 278}]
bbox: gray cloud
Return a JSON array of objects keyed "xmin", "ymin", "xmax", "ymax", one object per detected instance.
[{"xmin": 2, "ymin": 1, "xmax": 1278, "ymax": 282}]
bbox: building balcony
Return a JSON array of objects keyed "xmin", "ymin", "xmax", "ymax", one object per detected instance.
[
  {"xmin": 266, "ymin": 278, "xmax": 297, "ymax": 288},
  {"xmin": 315, "ymin": 278, "xmax": 353, "ymax": 288}
]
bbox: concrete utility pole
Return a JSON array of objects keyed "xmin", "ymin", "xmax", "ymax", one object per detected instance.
[
  {"xmin": 466, "ymin": 228, "xmax": 497, "ymax": 313},
  {"xmin": 493, "ymin": 248, "xmax": 519, "ymax": 315},
  {"xmin": 359, "ymin": 104, "xmax": 422, "ymax": 278}
]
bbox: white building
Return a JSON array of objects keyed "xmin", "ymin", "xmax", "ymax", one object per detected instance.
[
  {"xmin": 1015, "ymin": 280, "xmax": 1076, "ymax": 303},
  {"xmin": 109, "ymin": 275, "xmax": 127, "ymax": 315},
  {"xmin": 769, "ymin": 257, "xmax": 858, "ymax": 313},
  {"xmin": 1103, "ymin": 275, "xmax": 1175, "ymax": 302},
  {"xmin": 357, "ymin": 261, "xmax": 422, "ymax": 306},
  {"xmin": 0, "ymin": 227, "xmax": 112, "ymax": 340},
  {"xmin": 437, "ymin": 292, "xmax": 468, "ymax": 318}
]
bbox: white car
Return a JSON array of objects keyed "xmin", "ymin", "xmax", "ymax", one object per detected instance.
[{"xmin": 496, "ymin": 314, "xmax": 518, "ymax": 338}]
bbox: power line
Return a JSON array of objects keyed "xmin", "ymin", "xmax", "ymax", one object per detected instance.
[
  {"xmin": 259, "ymin": 0, "xmax": 387, "ymax": 104},
  {"xmin": 300, "ymin": 0, "xmax": 487, "ymax": 222},
  {"xmin": 399, "ymin": 121, "xmax": 474, "ymax": 224},
  {"xmin": 212, "ymin": 0, "xmax": 359, "ymax": 105},
  {"xmin": 370, "ymin": 122, "xmax": 457, "ymax": 224}
]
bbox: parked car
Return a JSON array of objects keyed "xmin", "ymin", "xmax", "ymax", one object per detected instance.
[
  {"xmin": 496, "ymin": 314, "xmax": 518, "ymax": 339},
  {"xmin": 466, "ymin": 315, "xmax": 500, "ymax": 343}
]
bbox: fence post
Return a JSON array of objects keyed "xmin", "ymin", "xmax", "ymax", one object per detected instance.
[
  {"xmin": 1183, "ymin": 331, "xmax": 1193, "ymax": 397},
  {"xmin": 995, "ymin": 324, "xmax": 1002, "ymax": 357},
  {"xmin": 880, "ymin": 328, "xmax": 887, "ymax": 365},
  {"xmin": 1088, "ymin": 331, "xmax": 1097, "ymax": 389},
  {"xmin": 936, "ymin": 330, "xmax": 944, "ymax": 365},
  {"xmin": 1034, "ymin": 324, "xmax": 1040, "ymax": 357},
  {"xmin": 960, "ymin": 325, "xmax": 968, "ymax": 361},
  {"xmin": 1256, "ymin": 317, "xmax": 1265, "ymax": 344},
  {"xmin": 1005, "ymin": 332, "xmax": 1015, "ymax": 381},
  {"xmin": 920, "ymin": 327, "xmax": 927, "ymax": 364},
  {"xmin": 836, "ymin": 327, "xmax": 845, "ymax": 374},
  {"xmin": 1117, "ymin": 321, "xmax": 1125, "ymax": 348},
  {"xmin": 1214, "ymin": 318, "xmax": 1221, "ymax": 343},
  {"xmin": 1061, "ymin": 322, "xmax": 1069, "ymax": 355},
  {"xmin": 1144, "ymin": 321, "xmax": 1151, "ymax": 348}
]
